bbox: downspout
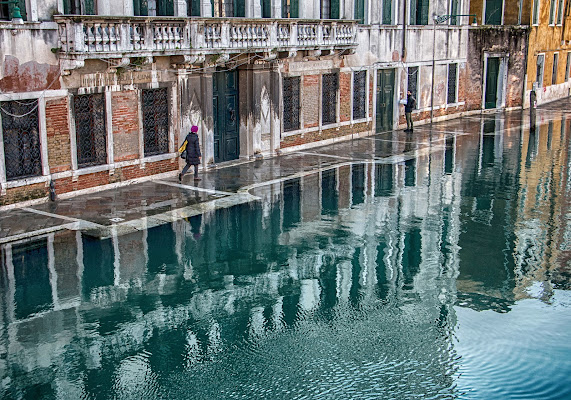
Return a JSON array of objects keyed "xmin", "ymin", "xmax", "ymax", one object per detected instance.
[{"xmin": 402, "ymin": 0, "xmax": 408, "ymax": 61}]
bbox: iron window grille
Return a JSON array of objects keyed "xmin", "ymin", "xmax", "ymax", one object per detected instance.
[
  {"xmin": 74, "ymin": 94, "xmax": 107, "ymax": 168},
  {"xmin": 353, "ymin": 71, "xmax": 367, "ymax": 120},
  {"xmin": 407, "ymin": 67, "xmax": 419, "ymax": 109},
  {"xmin": 322, "ymin": 73, "xmax": 338, "ymax": 125},
  {"xmin": 447, "ymin": 63, "xmax": 458, "ymax": 104},
  {"xmin": 283, "ymin": 77, "xmax": 301, "ymax": 132},
  {"xmin": 142, "ymin": 88, "xmax": 170, "ymax": 157},
  {"xmin": 1, "ymin": 100, "xmax": 42, "ymax": 181}
]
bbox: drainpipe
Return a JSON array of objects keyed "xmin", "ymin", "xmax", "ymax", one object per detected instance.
[
  {"xmin": 431, "ymin": 17, "xmax": 437, "ymax": 123},
  {"xmin": 402, "ymin": 0, "xmax": 408, "ymax": 62}
]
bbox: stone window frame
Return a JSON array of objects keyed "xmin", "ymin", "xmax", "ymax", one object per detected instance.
[
  {"xmin": 446, "ymin": 63, "xmax": 459, "ymax": 105},
  {"xmin": 565, "ymin": 52, "xmax": 571, "ymax": 82},
  {"xmin": 552, "ymin": 52, "xmax": 559, "ymax": 85},
  {"xmin": 69, "ymin": 90, "xmax": 114, "ymax": 173},
  {"xmin": 483, "ymin": 0, "xmax": 504, "ymax": 25},
  {"xmin": 351, "ymin": 70, "xmax": 369, "ymax": 122},
  {"xmin": 0, "ymin": 91, "xmax": 53, "ymax": 193},
  {"xmin": 138, "ymin": 83, "xmax": 177, "ymax": 164},
  {"xmin": 536, "ymin": 53, "xmax": 545, "ymax": 88},
  {"xmin": 532, "ymin": 0, "xmax": 540, "ymax": 25}
]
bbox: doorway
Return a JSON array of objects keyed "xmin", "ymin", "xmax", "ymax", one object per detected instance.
[
  {"xmin": 376, "ymin": 69, "xmax": 395, "ymax": 133},
  {"xmin": 484, "ymin": 56, "xmax": 507, "ymax": 109},
  {"xmin": 213, "ymin": 70, "xmax": 240, "ymax": 163}
]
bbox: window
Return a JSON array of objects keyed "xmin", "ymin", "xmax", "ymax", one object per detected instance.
[
  {"xmin": 410, "ymin": 0, "xmax": 429, "ymax": 25},
  {"xmin": 142, "ymin": 88, "xmax": 169, "ymax": 157},
  {"xmin": 187, "ymin": 0, "xmax": 200, "ymax": 16},
  {"xmin": 322, "ymin": 73, "xmax": 338, "ymax": 125},
  {"xmin": 211, "ymin": 0, "xmax": 245, "ymax": 17},
  {"xmin": 283, "ymin": 77, "xmax": 301, "ymax": 132},
  {"xmin": 63, "ymin": 0, "xmax": 95, "ymax": 14},
  {"xmin": 557, "ymin": 0, "xmax": 564, "ymax": 24},
  {"xmin": 382, "ymin": 0, "xmax": 392, "ymax": 24},
  {"xmin": 1, "ymin": 0, "xmax": 27, "ymax": 20},
  {"xmin": 354, "ymin": 0, "xmax": 365, "ymax": 23},
  {"xmin": 282, "ymin": 0, "xmax": 299, "ymax": 18},
  {"xmin": 408, "ymin": 67, "xmax": 419, "ymax": 109},
  {"xmin": 321, "ymin": 0, "xmax": 339, "ymax": 19},
  {"xmin": 532, "ymin": 0, "xmax": 540, "ymax": 24},
  {"xmin": 134, "ymin": 0, "xmax": 175, "ymax": 16},
  {"xmin": 450, "ymin": 0, "xmax": 459, "ymax": 25},
  {"xmin": 552, "ymin": 53, "xmax": 559, "ymax": 85},
  {"xmin": 536, "ymin": 55, "xmax": 545, "ymax": 87},
  {"xmin": 1, "ymin": 100, "xmax": 42, "ymax": 181},
  {"xmin": 566, "ymin": 52, "xmax": 571, "ymax": 81},
  {"xmin": 74, "ymin": 94, "xmax": 107, "ymax": 168},
  {"xmin": 549, "ymin": 0, "xmax": 556, "ymax": 24},
  {"xmin": 447, "ymin": 64, "xmax": 458, "ymax": 104},
  {"xmin": 262, "ymin": 0, "xmax": 271, "ymax": 17},
  {"xmin": 353, "ymin": 71, "xmax": 367, "ymax": 120},
  {"xmin": 485, "ymin": 0, "xmax": 502, "ymax": 24}
]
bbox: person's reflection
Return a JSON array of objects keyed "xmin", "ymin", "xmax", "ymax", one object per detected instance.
[
  {"xmin": 186, "ymin": 214, "xmax": 202, "ymax": 240},
  {"xmin": 404, "ymin": 131, "xmax": 413, "ymax": 153}
]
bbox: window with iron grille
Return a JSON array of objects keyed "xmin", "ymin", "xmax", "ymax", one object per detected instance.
[
  {"xmin": 74, "ymin": 94, "xmax": 107, "ymax": 168},
  {"xmin": 283, "ymin": 77, "xmax": 300, "ymax": 132},
  {"xmin": 408, "ymin": 66, "xmax": 418, "ymax": 108},
  {"xmin": 142, "ymin": 88, "xmax": 170, "ymax": 157},
  {"xmin": 353, "ymin": 71, "xmax": 367, "ymax": 120},
  {"xmin": 447, "ymin": 64, "xmax": 458, "ymax": 104},
  {"xmin": 322, "ymin": 73, "xmax": 338, "ymax": 125},
  {"xmin": 552, "ymin": 53, "xmax": 559, "ymax": 85},
  {"xmin": 536, "ymin": 55, "xmax": 545, "ymax": 87},
  {"xmin": 1, "ymin": 100, "xmax": 42, "ymax": 181}
]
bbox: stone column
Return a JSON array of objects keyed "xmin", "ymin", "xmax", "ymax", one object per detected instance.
[
  {"xmin": 174, "ymin": 0, "xmax": 188, "ymax": 16},
  {"xmin": 200, "ymin": 71, "xmax": 215, "ymax": 166},
  {"xmin": 201, "ymin": 0, "xmax": 212, "ymax": 17}
]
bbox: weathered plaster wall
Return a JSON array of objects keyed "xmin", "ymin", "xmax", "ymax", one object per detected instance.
[
  {"xmin": 0, "ymin": 24, "xmax": 60, "ymax": 93},
  {"xmin": 466, "ymin": 26, "xmax": 529, "ymax": 110}
]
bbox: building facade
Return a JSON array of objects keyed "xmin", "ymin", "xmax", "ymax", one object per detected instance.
[{"xmin": 0, "ymin": 0, "xmax": 499, "ymax": 207}]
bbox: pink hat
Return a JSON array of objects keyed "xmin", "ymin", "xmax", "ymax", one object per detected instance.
[{"xmin": 190, "ymin": 125, "xmax": 198, "ymax": 133}]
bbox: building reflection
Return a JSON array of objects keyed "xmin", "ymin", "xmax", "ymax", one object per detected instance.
[{"xmin": 0, "ymin": 113, "xmax": 569, "ymax": 396}]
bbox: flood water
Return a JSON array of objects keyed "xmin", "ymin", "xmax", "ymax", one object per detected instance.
[{"xmin": 1, "ymin": 112, "xmax": 571, "ymax": 399}]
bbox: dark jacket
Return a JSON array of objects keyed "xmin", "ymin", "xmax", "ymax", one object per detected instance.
[
  {"xmin": 184, "ymin": 132, "xmax": 201, "ymax": 165},
  {"xmin": 405, "ymin": 94, "xmax": 416, "ymax": 113}
]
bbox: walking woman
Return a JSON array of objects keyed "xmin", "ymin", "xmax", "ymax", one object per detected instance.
[{"xmin": 179, "ymin": 125, "xmax": 202, "ymax": 181}]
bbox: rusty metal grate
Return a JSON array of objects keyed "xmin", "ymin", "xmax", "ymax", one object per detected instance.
[
  {"xmin": 447, "ymin": 63, "xmax": 457, "ymax": 104},
  {"xmin": 353, "ymin": 71, "xmax": 366, "ymax": 119},
  {"xmin": 322, "ymin": 73, "xmax": 338, "ymax": 125},
  {"xmin": 74, "ymin": 93, "xmax": 107, "ymax": 168},
  {"xmin": 283, "ymin": 77, "xmax": 300, "ymax": 132},
  {"xmin": 142, "ymin": 88, "xmax": 169, "ymax": 157},
  {"xmin": 1, "ymin": 100, "xmax": 42, "ymax": 181}
]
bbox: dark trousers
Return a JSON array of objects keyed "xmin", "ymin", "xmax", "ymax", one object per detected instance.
[
  {"xmin": 181, "ymin": 162, "xmax": 199, "ymax": 177},
  {"xmin": 405, "ymin": 112, "xmax": 413, "ymax": 131}
]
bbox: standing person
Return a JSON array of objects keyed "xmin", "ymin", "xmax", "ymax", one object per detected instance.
[
  {"xmin": 404, "ymin": 90, "xmax": 416, "ymax": 132},
  {"xmin": 178, "ymin": 125, "xmax": 202, "ymax": 181}
]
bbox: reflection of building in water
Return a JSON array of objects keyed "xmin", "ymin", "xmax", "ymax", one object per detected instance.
[{"xmin": 0, "ymin": 135, "xmax": 464, "ymax": 396}]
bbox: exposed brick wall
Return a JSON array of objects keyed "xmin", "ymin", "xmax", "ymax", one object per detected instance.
[
  {"xmin": 303, "ymin": 75, "xmax": 319, "ymax": 128},
  {"xmin": 45, "ymin": 97, "xmax": 72, "ymax": 174},
  {"xmin": 112, "ymin": 91, "xmax": 140, "ymax": 162},
  {"xmin": 281, "ymin": 122, "xmax": 371, "ymax": 148},
  {"xmin": 340, "ymin": 73, "xmax": 351, "ymax": 122},
  {"xmin": 0, "ymin": 183, "xmax": 46, "ymax": 206},
  {"xmin": 369, "ymin": 76, "xmax": 374, "ymax": 116}
]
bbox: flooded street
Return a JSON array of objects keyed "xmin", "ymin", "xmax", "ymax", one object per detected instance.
[{"xmin": 1, "ymin": 108, "xmax": 570, "ymax": 399}]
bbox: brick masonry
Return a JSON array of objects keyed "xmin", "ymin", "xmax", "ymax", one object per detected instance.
[
  {"xmin": 112, "ymin": 90, "xmax": 140, "ymax": 162},
  {"xmin": 46, "ymin": 97, "xmax": 72, "ymax": 174},
  {"xmin": 303, "ymin": 75, "xmax": 319, "ymax": 128},
  {"xmin": 340, "ymin": 72, "xmax": 351, "ymax": 122},
  {"xmin": 281, "ymin": 121, "xmax": 372, "ymax": 148}
]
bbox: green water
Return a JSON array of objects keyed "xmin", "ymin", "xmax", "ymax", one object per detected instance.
[{"xmin": 1, "ymin": 113, "xmax": 571, "ymax": 399}]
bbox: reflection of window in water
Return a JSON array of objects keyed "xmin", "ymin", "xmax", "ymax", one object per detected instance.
[
  {"xmin": 351, "ymin": 164, "xmax": 366, "ymax": 205},
  {"xmin": 375, "ymin": 164, "xmax": 393, "ymax": 196}
]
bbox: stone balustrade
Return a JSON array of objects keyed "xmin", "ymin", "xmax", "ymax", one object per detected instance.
[{"xmin": 55, "ymin": 16, "xmax": 358, "ymax": 63}]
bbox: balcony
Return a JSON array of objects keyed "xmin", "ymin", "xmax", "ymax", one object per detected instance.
[{"xmin": 54, "ymin": 16, "xmax": 358, "ymax": 71}]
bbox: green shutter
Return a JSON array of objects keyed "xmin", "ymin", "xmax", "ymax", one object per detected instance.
[
  {"xmin": 354, "ymin": 0, "xmax": 364, "ymax": 23},
  {"xmin": 331, "ymin": 0, "xmax": 339, "ymax": 19},
  {"xmin": 134, "ymin": 0, "xmax": 148, "ymax": 16},
  {"xmin": 190, "ymin": 0, "xmax": 201, "ymax": 16},
  {"xmin": 234, "ymin": 0, "xmax": 245, "ymax": 17},
  {"xmin": 419, "ymin": 0, "xmax": 429, "ymax": 25},
  {"xmin": 382, "ymin": 0, "xmax": 392, "ymax": 24},
  {"xmin": 84, "ymin": 0, "xmax": 95, "ymax": 14},
  {"xmin": 157, "ymin": 0, "xmax": 174, "ymax": 16},
  {"xmin": 450, "ymin": 0, "xmax": 458, "ymax": 25},
  {"xmin": 262, "ymin": 0, "xmax": 271, "ymax": 17},
  {"xmin": 291, "ymin": 0, "xmax": 298, "ymax": 18},
  {"xmin": 409, "ymin": 0, "xmax": 417, "ymax": 24}
]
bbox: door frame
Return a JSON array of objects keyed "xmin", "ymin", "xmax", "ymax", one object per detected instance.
[{"xmin": 482, "ymin": 53, "xmax": 508, "ymax": 109}]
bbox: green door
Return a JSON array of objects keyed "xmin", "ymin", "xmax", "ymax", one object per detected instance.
[
  {"xmin": 376, "ymin": 69, "xmax": 395, "ymax": 133},
  {"xmin": 213, "ymin": 70, "xmax": 240, "ymax": 163},
  {"xmin": 485, "ymin": 57, "xmax": 499, "ymax": 109}
]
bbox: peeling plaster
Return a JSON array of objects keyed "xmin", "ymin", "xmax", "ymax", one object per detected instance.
[{"xmin": 0, "ymin": 55, "xmax": 61, "ymax": 93}]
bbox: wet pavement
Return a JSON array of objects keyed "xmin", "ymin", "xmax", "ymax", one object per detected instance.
[{"xmin": 1, "ymin": 100, "xmax": 569, "ymax": 244}]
